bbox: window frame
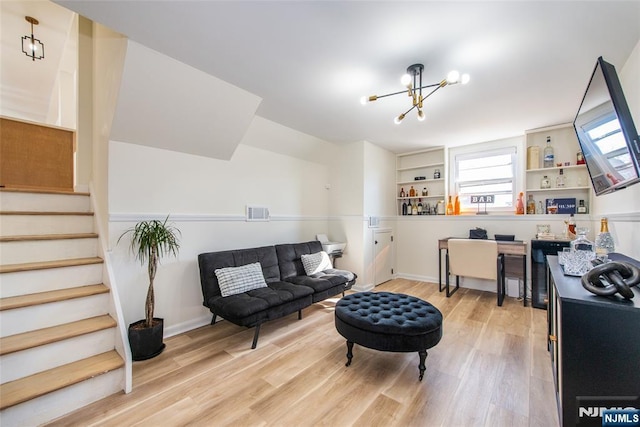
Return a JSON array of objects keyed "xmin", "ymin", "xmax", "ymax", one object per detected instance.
[{"xmin": 448, "ymin": 137, "xmax": 524, "ymax": 214}]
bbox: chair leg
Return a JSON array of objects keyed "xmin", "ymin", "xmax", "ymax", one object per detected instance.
[
  {"xmin": 497, "ymin": 255, "xmax": 505, "ymax": 306},
  {"xmin": 298, "ymin": 310, "xmax": 303, "ymax": 320},
  {"xmin": 251, "ymin": 324, "xmax": 262, "ymax": 349},
  {"xmin": 210, "ymin": 314, "xmax": 217, "ymax": 325}
]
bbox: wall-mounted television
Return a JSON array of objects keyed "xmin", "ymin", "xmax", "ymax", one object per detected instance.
[{"xmin": 573, "ymin": 56, "xmax": 640, "ymax": 196}]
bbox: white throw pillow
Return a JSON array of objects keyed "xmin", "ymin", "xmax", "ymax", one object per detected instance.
[
  {"xmin": 215, "ymin": 262, "xmax": 268, "ymax": 297},
  {"xmin": 301, "ymin": 251, "xmax": 333, "ymax": 275}
]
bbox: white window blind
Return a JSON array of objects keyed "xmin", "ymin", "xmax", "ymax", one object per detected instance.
[{"xmin": 454, "ymin": 146, "xmax": 517, "ymax": 212}]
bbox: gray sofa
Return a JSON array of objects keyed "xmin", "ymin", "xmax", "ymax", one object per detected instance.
[{"xmin": 198, "ymin": 240, "xmax": 356, "ymax": 348}]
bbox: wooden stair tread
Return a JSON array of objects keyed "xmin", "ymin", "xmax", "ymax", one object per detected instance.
[
  {"xmin": 0, "ymin": 188, "xmax": 90, "ymax": 196},
  {"xmin": 0, "ymin": 257, "xmax": 103, "ymax": 274},
  {"xmin": 0, "ymin": 350, "xmax": 124, "ymax": 410},
  {"xmin": 0, "ymin": 284, "xmax": 109, "ymax": 311},
  {"xmin": 0, "ymin": 315, "xmax": 116, "ymax": 355},
  {"xmin": 0, "ymin": 211, "xmax": 94, "ymax": 216},
  {"xmin": 0, "ymin": 233, "xmax": 99, "ymax": 242}
]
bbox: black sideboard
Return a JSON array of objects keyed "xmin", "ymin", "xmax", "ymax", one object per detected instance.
[{"xmin": 546, "ymin": 254, "xmax": 640, "ymax": 426}]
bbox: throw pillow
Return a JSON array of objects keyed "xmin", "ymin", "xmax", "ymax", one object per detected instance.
[
  {"xmin": 215, "ymin": 262, "xmax": 268, "ymax": 297},
  {"xmin": 301, "ymin": 251, "xmax": 333, "ymax": 275}
]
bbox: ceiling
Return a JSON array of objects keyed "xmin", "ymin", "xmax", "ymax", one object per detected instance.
[{"xmin": 40, "ymin": 1, "xmax": 640, "ymax": 153}]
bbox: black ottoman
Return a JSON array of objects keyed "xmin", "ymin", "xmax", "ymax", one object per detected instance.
[{"xmin": 335, "ymin": 291, "xmax": 443, "ymax": 381}]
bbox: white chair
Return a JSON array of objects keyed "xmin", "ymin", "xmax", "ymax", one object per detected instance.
[{"xmin": 445, "ymin": 239, "xmax": 506, "ymax": 306}]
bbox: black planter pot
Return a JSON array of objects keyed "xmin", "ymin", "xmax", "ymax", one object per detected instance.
[{"xmin": 128, "ymin": 317, "xmax": 165, "ymax": 361}]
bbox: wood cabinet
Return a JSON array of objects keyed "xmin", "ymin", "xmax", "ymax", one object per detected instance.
[
  {"xmin": 547, "ymin": 254, "xmax": 640, "ymax": 426},
  {"xmin": 396, "ymin": 147, "xmax": 445, "ymax": 215},
  {"xmin": 525, "ymin": 123, "xmax": 591, "ymax": 215}
]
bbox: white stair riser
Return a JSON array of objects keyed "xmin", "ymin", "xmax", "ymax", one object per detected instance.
[
  {"xmin": 0, "ymin": 214, "xmax": 94, "ymax": 237},
  {"xmin": 0, "ymin": 264, "xmax": 103, "ymax": 298},
  {"xmin": 0, "ymin": 368, "xmax": 124, "ymax": 427},
  {"xmin": 0, "ymin": 192, "xmax": 91, "ymax": 213},
  {"xmin": 0, "ymin": 293, "xmax": 110, "ymax": 337},
  {"xmin": 1, "ymin": 328, "xmax": 117, "ymax": 384},
  {"xmin": 0, "ymin": 238, "xmax": 98, "ymax": 265}
]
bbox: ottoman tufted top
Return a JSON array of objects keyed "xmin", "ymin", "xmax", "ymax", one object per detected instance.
[{"xmin": 335, "ymin": 292, "xmax": 442, "ymax": 336}]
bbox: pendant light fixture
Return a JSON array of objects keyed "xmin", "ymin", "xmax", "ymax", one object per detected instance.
[
  {"xmin": 22, "ymin": 16, "xmax": 45, "ymax": 61},
  {"xmin": 361, "ymin": 64, "xmax": 469, "ymax": 124}
]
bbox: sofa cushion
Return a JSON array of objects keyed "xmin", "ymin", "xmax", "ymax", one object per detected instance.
[
  {"xmin": 275, "ymin": 241, "xmax": 324, "ymax": 280},
  {"xmin": 301, "ymin": 251, "xmax": 333, "ymax": 275},
  {"xmin": 215, "ymin": 262, "xmax": 268, "ymax": 297}
]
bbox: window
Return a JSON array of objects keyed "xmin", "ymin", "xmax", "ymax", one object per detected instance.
[{"xmin": 450, "ymin": 140, "xmax": 521, "ymax": 213}]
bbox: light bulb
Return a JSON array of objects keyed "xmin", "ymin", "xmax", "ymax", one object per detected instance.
[
  {"xmin": 394, "ymin": 114, "xmax": 405, "ymax": 125},
  {"xmin": 447, "ymin": 70, "xmax": 460, "ymax": 84},
  {"xmin": 400, "ymin": 73, "xmax": 412, "ymax": 87},
  {"xmin": 417, "ymin": 110, "xmax": 425, "ymax": 121},
  {"xmin": 461, "ymin": 73, "xmax": 470, "ymax": 85},
  {"xmin": 360, "ymin": 96, "xmax": 368, "ymax": 105},
  {"xmin": 30, "ymin": 43, "xmax": 38, "ymax": 51}
]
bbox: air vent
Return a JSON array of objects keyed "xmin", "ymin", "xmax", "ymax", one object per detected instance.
[
  {"xmin": 369, "ymin": 216, "xmax": 380, "ymax": 228},
  {"xmin": 246, "ymin": 206, "xmax": 270, "ymax": 221}
]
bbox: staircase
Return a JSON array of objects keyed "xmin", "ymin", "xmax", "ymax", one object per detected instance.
[{"xmin": 0, "ymin": 189, "xmax": 126, "ymax": 426}]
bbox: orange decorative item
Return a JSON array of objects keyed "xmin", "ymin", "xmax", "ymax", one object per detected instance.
[
  {"xmin": 454, "ymin": 195, "xmax": 460, "ymax": 215},
  {"xmin": 516, "ymin": 192, "xmax": 525, "ymax": 215},
  {"xmin": 446, "ymin": 196, "xmax": 454, "ymax": 215},
  {"xmin": 409, "ymin": 186, "xmax": 416, "ymax": 197}
]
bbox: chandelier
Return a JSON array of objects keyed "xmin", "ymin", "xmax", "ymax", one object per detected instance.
[
  {"xmin": 22, "ymin": 16, "xmax": 45, "ymax": 61},
  {"xmin": 361, "ymin": 64, "xmax": 469, "ymax": 124}
]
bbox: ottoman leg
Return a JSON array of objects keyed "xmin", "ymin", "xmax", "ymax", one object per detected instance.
[
  {"xmin": 418, "ymin": 350, "xmax": 428, "ymax": 381},
  {"xmin": 345, "ymin": 341, "xmax": 354, "ymax": 367}
]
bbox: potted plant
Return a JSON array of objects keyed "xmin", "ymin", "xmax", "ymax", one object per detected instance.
[{"xmin": 118, "ymin": 215, "xmax": 180, "ymax": 361}]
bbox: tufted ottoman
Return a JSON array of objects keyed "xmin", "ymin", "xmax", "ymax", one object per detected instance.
[{"xmin": 334, "ymin": 291, "xmax": 443, "ymax": 381}]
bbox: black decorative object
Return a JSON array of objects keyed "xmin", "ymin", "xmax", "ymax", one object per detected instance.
[
  {"xmin": 128, "ymin": 318, "xmax": 165, "ymax": 361},
  {"xmin": 581, "ymin": 261, "xmax": 640, "ymax": 299},
  {"xmin": 469, "ymin": 227, "xmax": 488, "ymax": 239}
]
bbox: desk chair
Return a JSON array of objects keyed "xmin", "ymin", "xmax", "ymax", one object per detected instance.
[{"xmin": 445, "ymin": 239, "xmax": 506, "ymax": 306}]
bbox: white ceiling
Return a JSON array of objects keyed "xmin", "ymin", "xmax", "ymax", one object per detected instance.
[{"xmin": 47, "ymin": 1, "xmax": 640, "ymax": 153}]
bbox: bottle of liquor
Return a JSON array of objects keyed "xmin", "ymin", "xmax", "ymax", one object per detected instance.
[
  {"xmin": 556, "ymin": 168, "xmax": 565, "ymax": 188},
  {"xmin": 577, "ymin": 199, "xmax": 588, "ymax": 214},
  {"xmin": 422, "ymin": 187, "xmax": 428, "ymax": 196},
  {"xmin": 407, "ymin": 199, "xmax": 412, "ymax": 215},
  {"xmin": 409, "ymin": 186, "xmax": 416, "ymax": 197},
  {"xmin": 411, "ymin": 199, "xmax": 418, "ymax": 215},
  {"xmin": 567, "ymin": 214, "xmax": 576, "ymax": 236},
  {"xmin": 402, "ymin": 199, "xmax": 408, "ymax": 215},
  {"xmin": 417, "ymin": 198, "xmax": 423, "ymax": 215},
  {"xmin": 400, "ymin": 187, "xmax": 405, "ymax": 197},
  {"xmin": 526, "ymin": 194, "xmax": 536, "ymax": 214},
  {"xmin": 540, "ymin": 175, "xmax": 551, "ymax": 189},
  {"xmin": 571, "ymin": 227, "xmax": 594, "ymax": 252},
  {"xmin": 543, "ymin": 136, "xmax": 554, "ymax": 168},
  {"xmin": 446, "ymin": 196, "xmax": 454, "ymax": 215},
  {"xmin": 454, "ymin": 195, "xmax": 460, "ymax": 215},
  {"xmin": 515, "ymin": 192, "xmax": 525, "ymax": 215},
  {"xmin": 595, "ymin": 217, "xmax": 615, "ymax": 256}
]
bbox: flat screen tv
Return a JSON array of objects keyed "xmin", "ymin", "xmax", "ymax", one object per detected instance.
[{"xmin": 573, "ymin": 56, "xmax": 640, "ymax": 196}]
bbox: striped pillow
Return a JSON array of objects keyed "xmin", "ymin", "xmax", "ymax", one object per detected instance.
[
  {"xmin": 301, "ymin": 251, "xmax": 333, "ymax": 275},
  {"xmin": 215, "ymin": 262, "xmax": 267, "ymax": 297}
]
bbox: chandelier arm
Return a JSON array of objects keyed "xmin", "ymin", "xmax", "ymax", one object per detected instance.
[{"xmin": 374, "ymin": 89, "xmax": 415, "ymax": 99}]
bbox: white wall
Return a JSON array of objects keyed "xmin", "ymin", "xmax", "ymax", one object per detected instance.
[{"xmin": 107, "ymin": 139, "xmax": 337, "ymax": 335}]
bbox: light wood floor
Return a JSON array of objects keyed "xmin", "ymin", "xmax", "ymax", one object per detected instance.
[{"xmin": 47, "ymin": 279, "xmax": 559, "ymax": 427}]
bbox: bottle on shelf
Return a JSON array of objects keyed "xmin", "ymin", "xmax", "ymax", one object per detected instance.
[
  {"xmin": 417, "ymin": 199, "xmax": 423, "ymax": 215},
  {"xmin": 540, "ymin": 175, "xmax": 551, "ymax": 189},
  {"xmin": 454, "ymin": 195, "xmax": 460, "ymax": 215},
  {"xmin": 516, "ymin": 192, "xmax": 525, "ymax": 215},
  {"xmin": 446, "ymin": 196, "xmax": 454, "ymax": 215},
  {"xmin": 422, "ymin": 187, "xmax": 428, "ymax": 196},
  {"xmin": 556, "ymin": 168, "xmax": 566, "ymax": 188},
  {"xmin": 544, "ymin": 136, "xmax": 554, "ymax": 168},
  {"xmin": 400, "ymin": 187, "xmax": 405, "ymax": 197},
  {"xmin": 409, "ymin": 186, "xmax": 416, "ymax": 197},
  {"xmin": 537, "ymin": 201, "xmax": 544, "ymax": 214},
  {"xmin": 595, "ymin": 217, "xmax": 615, "ymax": 256},
  {"xmin": 577, "ymin": 151, "xmax": 585, "ymax": 165},
  {"xmin": 577, "ymin": 199, "xmax": 588, "ymax": 214},
  {"xmin": 567, "ymin": 214, "xmax": 576, "ymax": 236},
  {"xmin": 402, "ymin": 199, "xmax": 408, "ymax": 215},
  {"xmin": 571, "ymin": 227, "xmax": 594, "ymax": 252},
  {"xmin": 411, "ymin": 199, "xmax": 418, "ymax": 215},
  {"xmin": 407, "ymin": 199, "xmax": 413, "ymax": 215},
  {"xmin": 526, "ymin": 194, "xmax": 536, "ymax": 214},
  {"xmin": 434, "ymin": 169, "xmax": 441, "ymax": 179}
]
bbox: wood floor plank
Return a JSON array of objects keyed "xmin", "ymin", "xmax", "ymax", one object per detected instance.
[{"xmin": 46, "ymin": 280, "xmax": 560, "ymax": 427}]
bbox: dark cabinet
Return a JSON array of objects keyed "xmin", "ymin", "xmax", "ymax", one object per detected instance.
[
  {"xmin": 531, "ymin": 239, "xmax": 570, "ymax": 309},
  {"xmin": 547, "ymin": 254, "xmax": 640, "ymax": 426}
]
